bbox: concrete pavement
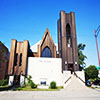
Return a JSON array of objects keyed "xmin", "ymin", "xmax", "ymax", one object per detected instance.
[{"xmin": 0, "ymin": 75, "xmax": 100, "ymax": 100}]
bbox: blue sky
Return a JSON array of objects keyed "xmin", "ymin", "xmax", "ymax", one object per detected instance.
[{"xmin": 0, "ymin": 0, "xmax": 100, "ymax": 67}]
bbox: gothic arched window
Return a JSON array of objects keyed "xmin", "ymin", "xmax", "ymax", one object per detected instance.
[
  {"xmin": 41, "ymin": 47, "xmax": 52, "ymax": 57},
  {"xmin": 66, "ymin": 24, "xmax": 72, "ymax": 47}
]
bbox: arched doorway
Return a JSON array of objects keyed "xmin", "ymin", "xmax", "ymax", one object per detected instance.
[{"xmin": 41, "ymin": 47, "xmax": 52, "ymax": 57}]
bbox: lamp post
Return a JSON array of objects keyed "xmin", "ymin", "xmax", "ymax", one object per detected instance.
[{"xmin": 94, "ymin": 25, "xmax": 100, "ymax": 66}]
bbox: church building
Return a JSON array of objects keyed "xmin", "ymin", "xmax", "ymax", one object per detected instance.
[{"xmin": 8, "ymin": 11, "xmax": 84, "ymax": 87}]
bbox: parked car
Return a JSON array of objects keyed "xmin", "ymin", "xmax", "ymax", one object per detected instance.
[
  {"xmin": 86, "ymin": 80, "xmax": 91, "ymax": 86},
  {"xmin": 93, "ymin": 80, "xmax": 100, "ymax": 86}
]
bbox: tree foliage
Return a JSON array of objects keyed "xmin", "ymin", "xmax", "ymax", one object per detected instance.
[
  {"xmin": 78, "ymin": 43, "xmax": 87, "ymax": 70},
  {"xmin": 30, "ymin": 80, "xmax": 37, "ymax": 88},
  {"xmin": 27, "ymin": 75, "xmax": 32, "ymax": 83},
  {"xmin": 26, "ymin": 75, "xmax": 37, "ymax": 88},
  {"xmin": 0, "ymin": 79, "xmax": 8, "ymax": 86},
  {"xmin": 84, "ymin": 65, "xmax": 98, "ymax": 80}
]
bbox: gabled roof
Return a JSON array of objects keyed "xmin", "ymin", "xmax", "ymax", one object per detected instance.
[
  {"xmin": 31, "ymin": 41, "xmax": 58, "ymax": 52},
  {"xmin": 30, "ymin": 28, "xmax": 58, "ymax": 52},
  {"xmin": 39, "ymin": 28, "xmax": 55, "ymax": 46},
  {"xmin": 31, "ymin": 41, "xmax": 40, "ymax": 52}
]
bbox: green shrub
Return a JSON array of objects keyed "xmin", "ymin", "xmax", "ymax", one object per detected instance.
[
  {"xmin": 16, "ymin": 87, "xmax": 22, "ymax": 91},
  {"xmin": 89, "ymin": 79, "xmax": 95, "ymax": 82},
  {"xmin": 0, "ymin": 79, "xmax": 8, "ymax": 86},
  {"xmin": 30, "ymin": 80, "xmax": 37, "ymax": 88},
  {"xmin": 27, "ymin": 75, "xmax": 32, "ymax": 83},
  {"xmin": 89, "ymin": 77, "xmax": 100, "ymax": 82},
  {"xmin": 95, "ymin": 77, "xmax": 100, "ymax": 80},
  {"xmin": 21, "ymin": 83, "xmax": 26, "ymax": 88},
  {"xmin": 50, "ymin": 81, "xmax": 56, "ymax": 89}
]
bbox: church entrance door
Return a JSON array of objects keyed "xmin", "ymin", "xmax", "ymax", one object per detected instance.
[{"xmin": 68, "ymin": 64, "xmax": 73, "ymax": 74}]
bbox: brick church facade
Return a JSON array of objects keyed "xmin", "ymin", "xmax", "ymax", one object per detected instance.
[
  {"xmin": 8, "ymin": 11, "xmax": 79, "ymax": 86},
  {"xmin": 58, "ymin": 11, "xmax": 79, "ymax": 72}
]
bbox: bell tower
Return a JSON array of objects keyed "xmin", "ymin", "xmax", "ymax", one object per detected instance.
[{"xmin": 58, "ymin": 11, "xmax": 79, "ymax": 72}]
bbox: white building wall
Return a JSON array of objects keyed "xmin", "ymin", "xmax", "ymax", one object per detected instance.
[
  {"xmin": 63, "ymin": 71, "xmax": 71, "ymax": 83},
  {"xmin": 75, "ymin": 70, "xmax": 85, "ymax": 85},
  {"xmin": 27, "ymin": 57, "xmax": 63, "ymax": 86},
  {"xmin": 8, "ymin": 76, "xmax": 14, "ymax": 86},
  {"xmin": 63, "ymin": 71, "xmax": 72, "ymax": 88},
  {"xmin": 20, "ymin": 75, "xmax": 25, "ymax": 86},
  {"xmin": 75, "ymin": 70, "xmax": 85, "ymax": 82}
]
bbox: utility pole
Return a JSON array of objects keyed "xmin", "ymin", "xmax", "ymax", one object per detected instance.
[{"xmin": 94, "ymin": 25, "xmax": 100, "ymax": 66}]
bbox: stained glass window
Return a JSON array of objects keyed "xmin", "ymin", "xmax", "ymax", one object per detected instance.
[{"xmin": 41, "ymin": 47, "xmax": 52, "ymax": 57}]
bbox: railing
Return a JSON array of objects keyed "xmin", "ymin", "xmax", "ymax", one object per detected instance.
[
  {"xmin": 64, "ymin": 76, "xmax": 72, "ymax": 84},
  {"xmin": 75, "ymin": 72, "xmax": 85, "ymax": 83}
]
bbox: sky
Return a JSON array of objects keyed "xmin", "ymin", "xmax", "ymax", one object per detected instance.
[{"xmin": 0, "ymin": 0, "xmax": 100, "ymax": 67}]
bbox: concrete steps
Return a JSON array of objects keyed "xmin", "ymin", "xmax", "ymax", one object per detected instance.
[{"xmin": 64, "ymin": 75, "xmax": 86, "ymax": 90}]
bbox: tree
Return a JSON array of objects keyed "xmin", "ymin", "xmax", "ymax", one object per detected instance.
[
  {"xmin": 78, "ymin": 43, "xmax": 87, "ymax": 70},
  {"xmin": 84, "ymin": 65, "xmax": 98, "ymax": 80}
]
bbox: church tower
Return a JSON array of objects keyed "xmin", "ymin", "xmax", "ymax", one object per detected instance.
[{"xmin": 58, "ymin": 11, "xmax": 79, "ymax": 72}]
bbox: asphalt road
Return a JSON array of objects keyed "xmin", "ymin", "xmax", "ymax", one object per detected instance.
[{"xmin": 0, "ymin": 75, "xmax": 100, "ymax": 100}]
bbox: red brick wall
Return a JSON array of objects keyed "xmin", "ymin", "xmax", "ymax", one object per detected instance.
[{"xmin": 0, "ymin": 42, "xmax": 9, "ymax": 80}]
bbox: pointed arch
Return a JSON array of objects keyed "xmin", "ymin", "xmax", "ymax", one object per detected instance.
[
  {"xmin": 38, "ymin": 28, "xmax": 56, "ymax": 58},
  {"xmin": 41, "ymin": 46, "xmax": 52, "ymax": 57},
  {"xmin": 66, "ymin": 24, "xmax": 72, "ymax": 47}
]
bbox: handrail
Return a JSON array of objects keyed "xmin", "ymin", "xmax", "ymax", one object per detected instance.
[
  {"xmin": 75, "ymin": 73, "xmax": 85, "ymax": 83},
  {"xmin": 64, "ymin": 76, "xmax": 71, "ymax": 84}
]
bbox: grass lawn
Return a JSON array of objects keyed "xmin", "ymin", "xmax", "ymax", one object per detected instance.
[
  {"xmin": 0, "ymin": 85, "xmax": 8, "ymax": 88},
  {"xmin": 0, "ymin": 85, "xmax": 12, "ymax": 91},
  {"xmin": 15, "ymin": 86, "xmax": 63, "ymax": 91}
]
